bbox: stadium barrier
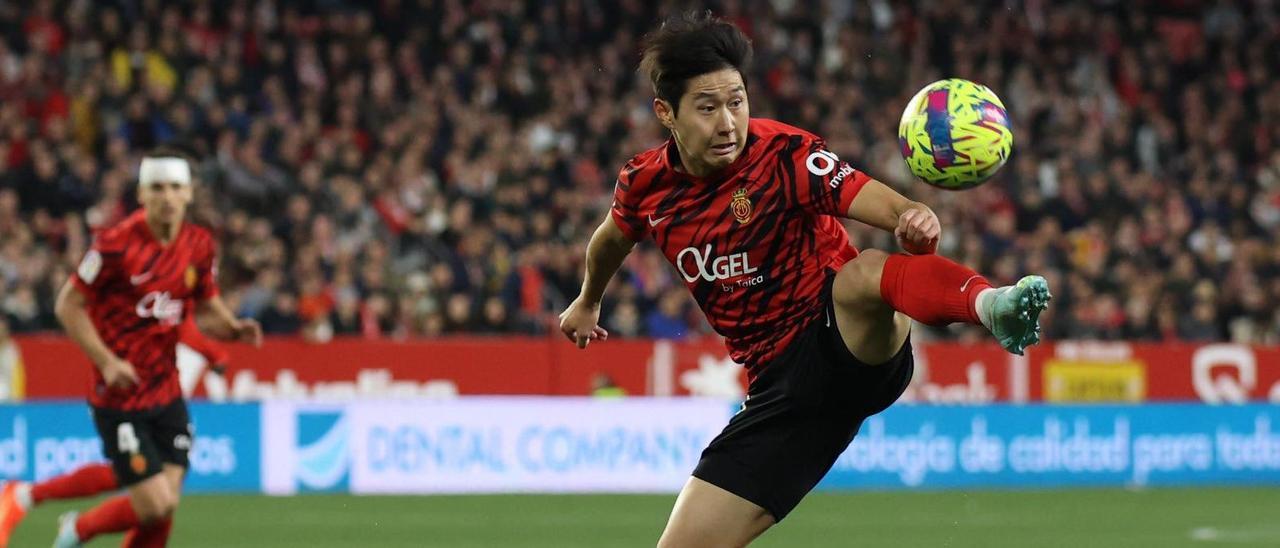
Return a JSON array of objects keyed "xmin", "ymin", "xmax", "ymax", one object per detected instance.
[
  {"xmin": 11, "ymin": 336, "xmax": 1280, "ymax": 403},
  {"xmin": 0, "ymin": 402, "xmax": 259, "ymax": 492},
  {"xmin": 819, "ymin": 403, "xmax": 1280, "ymax": 490},
  {"xmin": 0, "ymin": 400, "xmax": 1277, "ymax": 494},
  {"xmin": 260, "ymin": 398, "xmax": 731, "ymax": 495}
]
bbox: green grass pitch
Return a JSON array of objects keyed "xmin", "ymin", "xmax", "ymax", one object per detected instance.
[{"xmin": 12, "ymin": 487, "xmax": 1279, "ymax": 547}]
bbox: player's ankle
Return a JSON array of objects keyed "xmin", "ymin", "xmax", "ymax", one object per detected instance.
[
  {"xmin": 15, "ymin": 482, "xmax": 32, "ymax": 510},
  {"xmin": 974, "ymin": 287, "xmax": 997, "ymax": 331}
]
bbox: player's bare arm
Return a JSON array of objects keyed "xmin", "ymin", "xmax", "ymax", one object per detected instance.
[
  {"xmin": 198, "ymin": 294, "xmax": 263, "ymax": 347},
  {"xmin": 846, "ymin": 179, "xmax": 940, "ymax": 255},
  {"xmin": 53, "ymin": 280, "xmax": 139, "ymax": 389},
  {"xmin": 558, "ymin": 217, "xmax": 635, "ymax": 349}
]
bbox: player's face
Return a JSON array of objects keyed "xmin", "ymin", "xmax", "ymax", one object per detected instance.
[
  {"xmin": 138, "ymin": 181, "xmax": 192, "ymax": 225},
  {"xmin": 658, "ymin": 68, "xmax": 749, "ymax": 177}
]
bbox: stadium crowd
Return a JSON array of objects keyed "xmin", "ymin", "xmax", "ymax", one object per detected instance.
[{"xmin": 0, "ymin": 0, "xmax": 1278, "ymax": 345}]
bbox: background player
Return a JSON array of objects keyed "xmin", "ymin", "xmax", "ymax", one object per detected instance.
[
  {"xmin": 559, "ymin": 12, "xmax": 1049, "ymax": 547},
  {"xmin": 0, "ymin": 316, "xmax": 231, "ymax": 548},
  {"xmin": 0, "ymin": 149, "xmax": 260, "ymax": 547}
]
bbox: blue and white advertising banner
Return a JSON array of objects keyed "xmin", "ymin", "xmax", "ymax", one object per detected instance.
[
  {"xmin": 818, "ymin": 403, "xmax": 1280, "ymax": 490},
  {"xmin": 0, "ymin": 402, "xmax": 261, "ymax": 492},
  {"xmin": 6, "ymin": 400, "xmax": 1275, "ymax": 495},
  {"xmin": 261, "ymin": 398, "xmax": 732, "ymax": 495},
  {"xmin": 182, "ymin": 403, "xmax": 261, "ymax": 492}
]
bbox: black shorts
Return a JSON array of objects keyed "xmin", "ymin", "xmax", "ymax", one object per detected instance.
[
  {"xmin": 692, "ymin": 287, "xmax": 914, "ymax": 521},
  {"xmin": 92, "ymin": 398, "xmax": 193, "ymax": 486}
]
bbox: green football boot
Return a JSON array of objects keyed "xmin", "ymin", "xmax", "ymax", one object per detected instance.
[{"xmin": 982, "ymin": 275, "xmax": 1051, "ymax": 355}]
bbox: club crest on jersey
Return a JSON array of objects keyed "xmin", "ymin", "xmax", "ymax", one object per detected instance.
[
  {"xmin": 731, "ymin": 188, "xmax": 752, "ymax": 225},
  {"xmin": 185, "ymin": 265, "xmax": 197, "ymax": 289}
]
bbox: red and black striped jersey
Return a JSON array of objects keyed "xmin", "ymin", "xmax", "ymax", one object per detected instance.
[
  {"xmin": 611, "ymin": 118, "xmax": 871, "ymax": 380},
  {"xmin": 70, "ymin": 210, "xmax": 219, "ymax": 410}
]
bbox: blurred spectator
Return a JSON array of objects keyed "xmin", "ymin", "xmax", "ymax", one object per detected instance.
[
  {"xmin": 361, "ymin": 292, "xmax": 397, "ymax": 338},
  {"xmin": 329, "ymin": 293, "xmax": 362, "ymax": 336},
  {"xmin": 606, "ymin": 299, "xmax": 644, "ymax": 338},
  {"xmin": 646, "ymin": 289, "xmax": 691, "ymax": 340},
  {"xmin": 476, "ymin": 296, "xmax": 511, "ymax": 334},
  {"xmin": 0, "ymin": 1, "xmax": 1277, "ymax": 346},
  {"xmin": 2, "ymin": 285, "xmax": 46, "ymax": 333},
  {"xmin": 591, "ymin": 373, "xmax": 627, "ymax": 398},
  {"xmin": 442, "ymin": 293, "xmax": 476, "ymax": 334},
  {"xmin": 0, "ymin": 318, "xmax": 25, "ymax": 401},
  {"xmin": 259, "ymin": 291, "xmax": 301, "ymax": 335}
]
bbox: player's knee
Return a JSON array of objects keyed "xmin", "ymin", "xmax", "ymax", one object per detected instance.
[
  {"xmin": 133, "ymin": 483, "xmax": 178, "ymax": 522},
  {"xmin": 833, "ymin": 249, "xmax": 890, "ymax": 310},
  {"xmin": 168, "ymin": 488, "xmax": 182, "ymax": 513},
  {"xmin": 133, "ymin": 500, "xmax": 165, "ymax": 523},
  {"xmin": 153, "ymin": 491, "xmax": 178, "ymax": 521}
]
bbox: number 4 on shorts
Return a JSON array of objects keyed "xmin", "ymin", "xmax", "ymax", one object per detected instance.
[{"xmin": 117, "ymin": 423, "xmax": 140, "ymax": 454}]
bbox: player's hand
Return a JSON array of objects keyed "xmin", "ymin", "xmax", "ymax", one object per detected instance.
[
  {"xmin": 558, "ymin": 298, "xmax": 609, "ymax": 349},
  {"xmin": 231, "ymin": 318, "xmax": 263, "ymax": 347},
  {"xmin": 895, "ymin": 206, "xmax": 940, "ymax": 255},
  {"xmin": 100, "ymin": 357, "xmax": 140, "ymax": 390}
]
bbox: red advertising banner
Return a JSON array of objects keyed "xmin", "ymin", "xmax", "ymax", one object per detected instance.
[
  {"xmin": 12, "ymin": 336, "xmax": 1280, "ymax": 403},
  {"xmin": 1035, "ymin": 341, "xmax": 1280, "ymax": 403}
]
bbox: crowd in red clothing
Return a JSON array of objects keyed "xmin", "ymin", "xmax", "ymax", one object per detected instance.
[{"xmin": 1, "ymin": 1, "xmax": 1278, "ymax": 345}]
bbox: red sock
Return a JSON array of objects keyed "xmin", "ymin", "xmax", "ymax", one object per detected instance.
[
  {"xmin": 879, "ymin": 253, "xmax": 990, "ymax": 326},
  {"xmin": 31, "ymin": 463, "xmax": 118, "ymax": 504},
  {"xmin": 123, "ymin": 516, "xmax": 173, "ymax": 548},
  {"xmin": 75, "ymin": 495, "xmax": 140, "ymax": 542}
]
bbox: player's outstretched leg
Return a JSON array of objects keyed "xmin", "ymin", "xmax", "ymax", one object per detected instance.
[
  {"xmin": 56, "ymin": 467, "xmax": 179, "ymax": 547},
  {"xmin": 56, "ymin": 495, "xmax": 138, "ymax": 546},
  {"xmin": 0, "ymin": 463, "xmax": 118, "ymax": 547},
  {"xmin": 119, "ymin": 465, "xmax": 184, "ymax": 548},
  {"xmin": 658, "ymin": 477, "xmax": 775, "ymax": 548},
  {"xmin": 835, "ymin": 250, "xmax": 1050, "ymax": 356}
]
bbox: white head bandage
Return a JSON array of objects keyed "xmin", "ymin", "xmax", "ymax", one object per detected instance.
[{"xmin": 138, "ymin": 157, "xmax": 192, "ymax": 186}]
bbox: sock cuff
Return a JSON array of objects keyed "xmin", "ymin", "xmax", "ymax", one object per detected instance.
[
  {"xmin": 966, "ymin": 280, "xmax": 993, "ymax": 324},
  {"xmin": 15, "ymin": 482, "xmax": 32, "ymax": 510}
]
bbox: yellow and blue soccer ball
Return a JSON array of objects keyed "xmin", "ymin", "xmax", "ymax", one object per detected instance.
[{"xmin": 898, "ymin": 78, "xmax": 1013, "ymax": 190}]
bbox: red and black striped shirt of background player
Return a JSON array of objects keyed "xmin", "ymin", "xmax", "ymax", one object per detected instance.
[
  {"xmin": 71, "ymin": 210, "xmax": 219, "ymax": 411},
  {"xmin": 611, "ymin": 118, "xmax": 872, "ymax": 381}
]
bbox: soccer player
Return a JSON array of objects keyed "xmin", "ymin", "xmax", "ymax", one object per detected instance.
[
  {"xmin": 558, "ymin": 12, "xmax": 1050, "ymax": 547},
  {"xmin": 0, "ymin": 149, "xmax": 261, "ymax": 547}
]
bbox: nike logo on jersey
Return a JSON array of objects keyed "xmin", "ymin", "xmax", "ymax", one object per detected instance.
[
  {"xmin": 130, "ymin": 272, "xmax": 154, "ymax": 286},
  {"xmin": 648, "ymin": 214, "xmax": 671, "ymax": 227}
]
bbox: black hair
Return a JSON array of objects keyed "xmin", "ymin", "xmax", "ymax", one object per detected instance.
[{"xmin": 639, "ymin": 11, "xmax": 753, "ymax": 116}]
